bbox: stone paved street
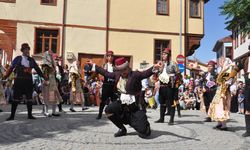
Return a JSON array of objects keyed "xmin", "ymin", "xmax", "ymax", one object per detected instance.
[{"xmin": 0, "ymin": 105, "xmax": 249, "ymax": 150}]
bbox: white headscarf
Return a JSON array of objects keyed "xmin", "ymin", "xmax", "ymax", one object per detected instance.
[
  {"xmin": 42, "ymin": 51, "xmax": 54, "ymax": 68},
  {"xmin": 69, "ymin": 60, "xmax": 79, "ymax": 75}
]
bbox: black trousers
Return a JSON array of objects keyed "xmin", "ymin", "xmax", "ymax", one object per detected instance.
[
  {"xmin": 13, "ymin": 77, "xmax": 33, "ymax": 101},
  {"xmin": 9, "ymin": 77, "xmax": 34, "ymax": 119},
  {"xmin": 105, "ymin": 101, "xmax": 150, "ymax": 134},
  {"xmin": 159, "ymin": 86, "xmax": 176, "ymax": 106},
  {"xmin": 203, "ymin": 89, "xmax": 216, "ymax": 113},
  {"xmin": 97, "ymin": 85, "xmax": 117, "ymax": 117},
  {"xmin": 244, "ymin": 84, "xmax": 250, "ymax": 112}
]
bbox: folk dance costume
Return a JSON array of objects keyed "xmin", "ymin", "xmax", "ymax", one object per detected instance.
[
  {"xmin": 228, "ymin": 56, "xmax": 250, "ymax": 137},
  {"xmin": 0, "ymin": 62, "xmax": 6, "ymax": 111},
  {"xmin": 41, "ymin": 51, "xmax": 62, "ymax": 117},
  {"xmin": 155, "ymin": 48, "xmax": 181, "ymax": 125},
  {"xmin": 208, "ymin": 58, "xmax": 234, "ymax": 130},
  {"xmin": 200, "ymin": 61, "xmax": 217, "ymax": 122},
  {"xmin": 69, "ymin": 61, "xmax": 87, "ymax": 112},
  {"xmin": 96, "ymin": 51, "xmax": 117, "ymax": 119},
  {"xmin": 90, "ymin": 57, "xmax": 158, "ymax": 138},
  {"xmin": 4, "ymin": 43, "xmax": 46, "ymax": 120}
]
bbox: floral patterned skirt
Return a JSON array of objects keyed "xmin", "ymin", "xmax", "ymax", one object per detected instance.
[
  {"xmin": 70, "ymin": 91, "xmax": 84, "ymax": 105},
  {"xmin": 208, "ymin": 86, "xmax": 231, "ymax": 122},
  {"xmin": 0, "ymin": 83, "xmax": 6, "ymax": 105}
]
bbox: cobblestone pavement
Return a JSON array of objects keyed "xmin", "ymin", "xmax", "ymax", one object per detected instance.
[{"xmin": 0, "ymin": 105, "xmax": 249, "ymax": 150}]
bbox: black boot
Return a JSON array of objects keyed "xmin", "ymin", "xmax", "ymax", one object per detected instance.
[
  {"xmin": 27, "ymin": 102, "xmax": 36, "ymax": 119},
  {"xmin": 6, "ymin": 102, "xmax": 18, "ymax": 121},
  {"xmin": 96, "ymin": 102, "xmax": 105, "ymax": 119},
  {"xmin": 107, "ymin": 115, "xmax": 127, "ymax": 137},
  {"xmin": 155, "ymin": 105, "xmax": 166, "ymax": 123},
  {"xmin": 138, "ymin": 125, "xmax": 151, "ymax": 139},
  {"xmin": 168, "ymin": 107, "xmax": 175, "ymax": 125},
  {"xmin": 242, "ymin": 115, "xmax": 250, "ymax": 137},
  {"xmin": 177, "ymin": 104, "xmax": 181, "ymax": 118}
]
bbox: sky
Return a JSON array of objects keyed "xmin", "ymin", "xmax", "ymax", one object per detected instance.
[{"xmin": 192, "ymin": 0, "xmax": 231, "ymax": 63}]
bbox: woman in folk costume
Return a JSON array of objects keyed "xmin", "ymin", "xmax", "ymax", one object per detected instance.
[
  {"xmin": 208, "ymin": 57, "xmax": 235, "ymax": 130},
  {"xmin": 0, "ymin": 49, "xmax": 6, "ymax": 112},
  {"xmin": 96, "ymin": 50, "xmax": 117, "ymax": 119},
  {"xmin": 69, "ymin": 60, "xmax": 88, "ymax": 112},
  {"xmin": 41, "ymin": 50, "xmax": 62, "ymax": 117}
]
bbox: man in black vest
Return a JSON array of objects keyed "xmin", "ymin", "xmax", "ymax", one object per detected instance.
[{"xmin": 3, "ymin": 43, "xmax": 46, "ymax": 121}]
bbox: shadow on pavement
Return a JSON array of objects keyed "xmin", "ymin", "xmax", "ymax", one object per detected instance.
[
  {"xmin": 0, "ymin": 112, "xmax": 109, "ymax": 145},
  {"xmin": 175, "ymin": 120, "xmax": 204, "ymax": 125}
]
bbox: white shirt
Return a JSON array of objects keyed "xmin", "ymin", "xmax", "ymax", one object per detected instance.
[
  {"xmin": 21, "ymin": 55, "xmax": 30, "ymax": 67},
  {"xmin": 107, "ymin": 63, "xmax": 113, "ymax": 72}
]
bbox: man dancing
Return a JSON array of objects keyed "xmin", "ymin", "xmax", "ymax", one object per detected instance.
[
  {"xmin": 154, "ymin": 48, "xmax": 182, "ymax": 125},
  {"xmin": 89, "ymin": 57, "xmax": 161, "ymax": 138},
  {"xmin": 96, "ymin": 51, "xmax": 117, "ymax": 119},
  {"xmin": 3, "ymin": 43, "xmax": 46, "ymax": 120}
]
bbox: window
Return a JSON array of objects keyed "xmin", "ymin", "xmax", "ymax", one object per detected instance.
[
  {"xmin": 225, "ymin": 47, "xmax": 232, "ymax": 60},
  {"xmin": 35, "ymin": 28, "xmax": 60, "ymax": 54},
  {"xmin": 236, "ymin": 30, "xmax": 239, "ymax": 48},
  {"xmin": 154, "ymin": 40, "xmax": 170, "ymax": 62},
  {"xmin": 41, "ymin": 0, "xmax": 57, "ymax": 6},
  {"xmin": 157, "ymin": 0, "xmax": 169, "ymax": 15},
  {"xmin": 190, "ymin": 0, "xmax": 201, "ymax": 18},
  {"xmin": 0, "ymin": 0, "xmax": 16, "ymax": 3}
]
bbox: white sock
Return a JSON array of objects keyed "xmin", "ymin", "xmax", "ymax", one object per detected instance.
[{"xmin": 52, "ymin": 105, "xmax": 57, "ymax": 114}]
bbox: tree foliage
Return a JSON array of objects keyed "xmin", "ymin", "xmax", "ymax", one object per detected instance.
[{"xmin": 220, "ymin": 0, "xmax": 250, "ymax": 34}]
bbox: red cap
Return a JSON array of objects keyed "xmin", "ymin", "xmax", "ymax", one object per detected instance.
[
  {"xmin": 162, "ymin": 48, "xmax": 171, "ymax": 54},
  {"xmin": 106, "ymin": 50, "xmax": 114, "ymax": 56},
  {"xmin": 115, "ymin": 57, "xmax": 129, "ymax": 70},
  {"xmin": 207, "ymin": 60, "xmax": 216, "ymax": 66}
]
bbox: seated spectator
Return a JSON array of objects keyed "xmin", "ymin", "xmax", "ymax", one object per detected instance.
[
  {"xmin": 183, "ymin": 88, "xmax": 196, "ymax": 110},
  {"xmin": 238, "ymin": 89, "xmax": 244, "ymax": 114}
]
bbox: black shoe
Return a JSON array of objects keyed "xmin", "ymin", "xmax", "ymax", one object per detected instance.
[
  {"xmin": 168, "ymin": 121, "xmax": 174, "ymax": 126},
  {"xmin": 6, "ymin": 117, "xmax": 14, "ymax": 121},
  {"xmin": 114, "ymin": 128, "xmax": 127, "ymax": 137},
  {"xmin": 219, "ymin": 127, "xmax": 228, "ymax": 131},
  {"xmin": 96, "ymin": 115, "xmax": 102, "ymax": 120},
  {"xmin": 213, "ymin": 124, "xmax": 222, "ymax": 129},
  {"xmin": 204, "ymin": 117, "xmax": 212, "ymax": 122},
  {"xmin": 242, "ymin": 132, "xmax": 250, "ymax": 137},
  {"xmin": 52, "ymin": 113, "xmax": 60, "ymax": 117},
  {"xmin": 138, "ymin": 126, "xmax": 151, "ymax": 138},
  {"xmin": 155, "ymin": 119, "xmax": 164, "ymax": 123},
  {"xmin": 82, "ymin": 107, "xmax": 89, "ymax": 111},
  {"xmin": 44, "ymin": 113, "xmax": 52, "ymax": 117},
  {"xmin": 0, "ymin": 109, "xmax": 3, "ymax": 112},
  {"xmin": 28, "ymin": 116, "xmax": 36, "ymax": 120},
  {"xmin": 70, "ymin": 108, "xmax": 76, "ymax": 112},
  {"xmin": 59, "ymin": 110, "xmax": 66, "ymax": 113},
  {"xmin": 178, "ymin": 114, "xmax": 181, "ymax": 118}
]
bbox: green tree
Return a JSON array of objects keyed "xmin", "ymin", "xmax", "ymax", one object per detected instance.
[{"xmin": 220, "ymin": 0, "xmax": 250, "ymax": 34}]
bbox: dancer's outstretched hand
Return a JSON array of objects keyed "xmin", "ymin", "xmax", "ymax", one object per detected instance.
[
  {"xmin": 154, "ymin": 61, "xmax": 163, "ymax": 70},
  {"xmin": 86, "ymin": 59, "xmax": 93, "ymax": 65}
]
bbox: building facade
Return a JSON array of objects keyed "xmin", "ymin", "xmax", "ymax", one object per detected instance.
[
  {"xmin": 0, "ymin": 0, "xmax": 208, "ymax": 70},
  {"xmin": 212, "ymin": 35, "xmax": 233, "ymax": 64},
  {"xmin": 232, "ymin": 30, "xmax": 250, "ymax": 81}
]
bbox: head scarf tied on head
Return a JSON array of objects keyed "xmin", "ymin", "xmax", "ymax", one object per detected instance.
[
  {"xmin": 69, "ymin": 60, "xmax": 80, "ymax": 75},
  {"xmin": 42, "ymin": 51, "xmax": 54, "ymax": 68}
]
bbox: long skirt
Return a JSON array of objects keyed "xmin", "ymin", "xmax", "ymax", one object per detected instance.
[
  {"xmin": 208, "ymin": 86, "xmax": 231, "ymax": 122},
  {"xmin": 42, "ymin": 73, "xmax": 62, "ymax": 105}
]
